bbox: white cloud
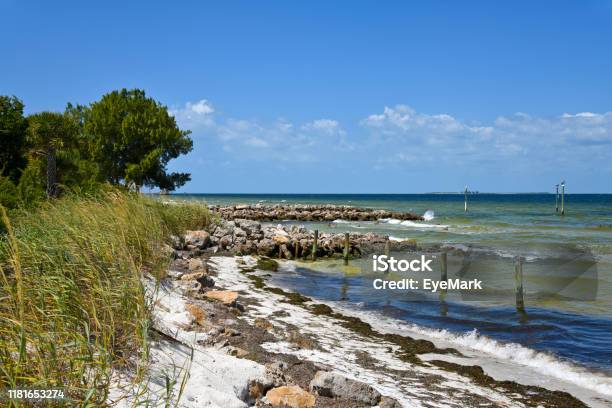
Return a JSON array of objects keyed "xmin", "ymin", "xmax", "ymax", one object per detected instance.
[
  {"xmin": 171, "ymin": 99, "xmax": 349, "ymax": 162},
  {"xmin": 187, "ymin": 99, "xmax": 214, "ymax": 115},
  {"xmin": 360, "ymin": 105, "xmax": 612, "ymax": 171},
  {"xmin": 170, "ymin": 99, "xmax": 215, "ymax": 128},
  {"xmin": 369, "ymin": 104, "xmax": 491, "ymax": 132},
  {"xmin": 171, "ymin": 98, "xmax": 612, "ymax": 173},
  {"xmin": 301, "ymin": 119, "xmax": 345, "ymax": 136}
]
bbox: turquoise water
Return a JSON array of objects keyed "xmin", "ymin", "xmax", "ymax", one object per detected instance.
[{"xmin": 171, "ymin": 193, "xmax": 612, "ymax": 372}]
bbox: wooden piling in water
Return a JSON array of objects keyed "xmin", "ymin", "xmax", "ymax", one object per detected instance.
[
  {"xmin": 312, "ymin": 229, "xmax": 318, "ymax": 261},
  {"xmin": 561, "ymin": 181, "xmax": 566, "ymax": 216},
  {"xmin": 343, "ymin": 232, "xmax": 349, "ymax": 265},
  {"xmin": 384, "ymin": 237, "xmax": 390, "ymax": 257},
  {"xmin": 294, "ymin": 241, "xmax": 299, "ymax": 259},
  {"xmin": 555, "ymin": 184, "xmax": 559, "ymax": 213},
  {"xmin": 515, "ymin": 256, "xmax": 525, "ymax": 313}
]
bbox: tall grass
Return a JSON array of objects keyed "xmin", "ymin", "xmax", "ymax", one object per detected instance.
[{"xmin": 0, "ymin": 191, "xmax": 211, "ymax": 406}]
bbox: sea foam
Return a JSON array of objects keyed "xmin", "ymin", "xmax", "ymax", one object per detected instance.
[
  {"xmin": 355, "ymin": 310, "xmax": 612, "ymax": 398},
  {"xmin": 379, "ymin": 218, "xmax": 448, "ymax": 229}
]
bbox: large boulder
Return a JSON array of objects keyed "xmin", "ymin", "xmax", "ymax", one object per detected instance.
[
  {"xmin": 309, "ymin": 371, "xmax": 381, "ymax": 405},
  {"xmin": 234, "ymin": 227, "xmax": 247, "ymax": 238},
  {"xmin": 204, "ymin": 290, "xmax": 238, "ymax": 305},
  {"xmin": 184, "ymin": 230, "xmax": 211, "ymax": 249},
  {"xmin": 235, "ymin": 219, "xmax": 261, "ymax": 235},
  {"xmin": 273, "ymin": 234, "xmax": 290, "ymax": 245},
  {"xmin": 265, "ymin": 385, "xmax": 315, "ymax": 408},
  {"xmin": 257, "ymin": 238, "xmax": 277, "ymax": 256}
]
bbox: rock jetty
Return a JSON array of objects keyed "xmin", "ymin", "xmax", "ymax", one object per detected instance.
[
  {"xmin": 176, "ymin": 218, "xmax": 417, "ymax": 260},
  {"xmin": 209, "ymin": 204, "xmax": 422, "ymax": 222}
]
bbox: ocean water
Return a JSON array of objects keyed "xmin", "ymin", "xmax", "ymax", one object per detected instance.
[{"xmin": 171, "ymin": 194, "xmax": 612, "ymax": 379}]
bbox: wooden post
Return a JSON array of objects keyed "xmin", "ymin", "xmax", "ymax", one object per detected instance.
[
  {"xmin": 515, "ymin": 256, "xmax": 525, "ymax": 313},
  {"xmin": 312, "ymin": 229, "xmax": 318, "ymax": 261},
  {"xmin": 561, "ymin": 181, "xmax": 565, "ymax": 216},
  {"xmin": 464, "ymin": 186, "xmax": 468, "ymax": 212},
  {"xmin": 294, "ymin": 241, "xmax": 299, "ymax": 259},
  {"xmin": 343, "ymin": 232, "xmax": 349, "ymax": 265},
  {"xmin": 384, "ymin": 237, "xmax": 390, "ymax": 257},
  {"xmin": 555, "ymin": 184, "xmax": 559, "ymax": 213}
]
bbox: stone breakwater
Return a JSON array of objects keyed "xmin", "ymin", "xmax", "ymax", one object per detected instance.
[
  {"xmin": 175, "ymin": 218, "xmax": 417, "ymax": 260},
  {"xmin": 209, "ymin": 204, "xmax": 423, "ymax": 222}
]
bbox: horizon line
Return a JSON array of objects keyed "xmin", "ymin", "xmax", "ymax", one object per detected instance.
[{"xmin": 159, "ymin": 192, "xmax": 612, "ymax": 195}]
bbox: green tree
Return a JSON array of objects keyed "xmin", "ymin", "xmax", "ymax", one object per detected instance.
[
  {"xmin": 85, "ymin": 89, "xmax": 193, "ymax": 191},
  {"xmin": 0, "ymin": 95, "xmax": 28, "ymax": 182},
  {"xmin": 26, "ymin": 112, "xmax": 78, "ymax": 198}
]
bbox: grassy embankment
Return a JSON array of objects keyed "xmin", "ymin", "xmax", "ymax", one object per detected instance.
[{"xmin": 0, "ymin": 190, "xmax": 212, "ymax": 406}]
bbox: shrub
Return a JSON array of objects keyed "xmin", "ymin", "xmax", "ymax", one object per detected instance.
[{"xmin": 0, "ymin": 176, "xmax": 18, "ymax": 209}]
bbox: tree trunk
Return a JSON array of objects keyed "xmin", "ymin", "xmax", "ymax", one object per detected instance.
[{"xmin": 46, "ymin": 147, "xmax": 58, "ymax": 198}]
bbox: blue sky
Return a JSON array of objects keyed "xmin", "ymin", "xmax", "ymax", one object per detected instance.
[{"xmin": 2, "ymin": 1, "xmax": 612, "ymax": 193}]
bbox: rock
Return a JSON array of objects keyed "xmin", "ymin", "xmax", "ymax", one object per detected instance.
[
  {"xmin": 184, "ymin": 230, "xmax": 211, "ymax": 248},
  {"xmin": 196, "ymin": 274, "xmax": 215, "ymax": 288},
  {"xmin": 273, "ymin": 234, "xmax": 290, "ymax": 245},
  {"xmin": 188, "ymin": 258, "xmax": 205, "ymax": 271},
  {"xmin": 223, "ymin": 327, "xmax": 241, "ymax": 337},
  {"xmin": 238, "ymin": 240, "xmax": 257, "ymax": 255},
  {"xmin": 249, "ymin": 381, "xmax": 265, "ymax": 400},
  {"xmin": 225, "ymin": 346, "xmax": 249, "ymax": 358},
  {"xmin": 205, "ymin": 290, "xmax": 238, "ymax": 305},
  {"xmin": 209, "ymin": 203, "xmax": 422, "ymax": 222},
  {"xmin": 219, "ymin": 235, "xmax": 232, "ymax": 249},
  {"xmin": 379, "ymin": 396, "xmax": 403, "ymax": 408},
  {"xmin": 236, "ymin": 219, "xmax": 261, "ymax": 235},
  {"xmin": 213, "ymin": 226, "xmax": 230, "ymax": 239},
  {"xmin": 181, "ymin": 271, "xmax": 204, "ymax": 281},
  {"xmin": 185, "ymin": 303, "xmax": 207, "ymax": 326},
  {"xmin": 170, "ymin": 235, "xmax": 182, "ymax": 250},
  {"xmin": 257, "ymin": 238, "xmax": 277, "ymax": 256},
  {"xmin": 265, "ymin": 385, "xmax": 315, "ymax": 408},
  {"xmin": 166, "ymin": 269, "xmax": 183, "ymax": 279},
  {"xmin": 265, "ymin": 360, "xmax": 288, "ymax": 386},
  {"xmin": 309, "ymin": 371, "xmax": 381, "ymax": 405}
]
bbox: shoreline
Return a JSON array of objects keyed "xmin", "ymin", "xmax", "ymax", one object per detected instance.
[{"xmin": 110, "ymin": 244, "xmax": 611, "ymax": 407}]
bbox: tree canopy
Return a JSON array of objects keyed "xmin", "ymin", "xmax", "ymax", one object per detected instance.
[
  {"xmin": 0, "ymin": 95, "xmax": 28, "ymax": 182},
  {"xmin": 0, "ymin": 89, "xmax": 194, "ymax": 205},
  {"xmin": 85, "ymin": 89, "xmax": 193, "ymax": 191},
  {"xmin": 26, "ymin": 111, "xmax": 79, "ymax": 197}
]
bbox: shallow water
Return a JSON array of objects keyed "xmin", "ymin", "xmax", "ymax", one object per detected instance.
[{"xmin": 171, "ymin": 193, "xmax": 612, "ymax": 375}]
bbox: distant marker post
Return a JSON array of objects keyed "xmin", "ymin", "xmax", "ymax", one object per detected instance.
[
  {"xmin": 555, "ymin": 184, "xmax": 559, "ymax": 213},
  {"xmin": 464, "ymin": 186, "xmax": 468, "ymax": 212},
  {"xmin": 561, "ymin": 181, "xmax": 565, "ymax": 216}
]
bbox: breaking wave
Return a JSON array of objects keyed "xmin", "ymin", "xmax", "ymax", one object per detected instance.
[
  {"xmin": 379, "ymin": 218, "xmax": 448, "ymax": 229},
  {"xmin": 351, "ymin": 308, "xmax": 612, "ymax": 398}
]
